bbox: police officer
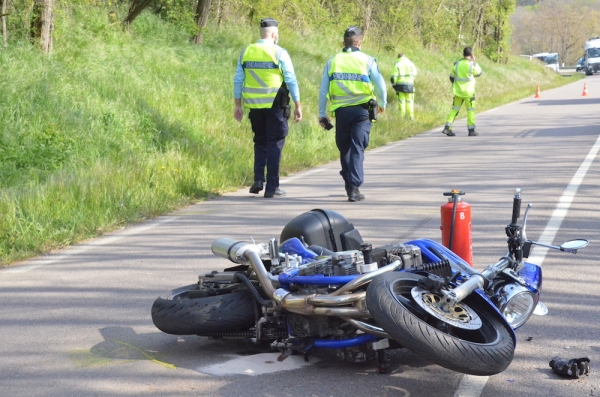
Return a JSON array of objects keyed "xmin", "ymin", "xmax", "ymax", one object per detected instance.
[
  {"xmin": 318, "ymin": 26, "xmax": 386, "ymax": 202},
  {"xmin": 233, "ymin": 18, "xmax": 302, "ymax": 198},
  {"xmin": 442, "ymin": 47, "xmax": 482, "ymax": 137},
  {"xmin": 390, "ymin": 52, "xmax": 417, "ymax": 120}
]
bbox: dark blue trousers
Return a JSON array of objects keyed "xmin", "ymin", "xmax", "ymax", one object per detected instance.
[
  {"xmin": 334, "ymin": 105, "xmax": 371, "ymax": 188},
  {"xmin": 248, "ymin": 105, "xmax": 288, "ymax": 192}
]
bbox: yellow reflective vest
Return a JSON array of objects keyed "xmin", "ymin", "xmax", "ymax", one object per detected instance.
[
  {"xmin": 450, "ymin": 58, "xmax": 482, "ymax": 98},
  {"xmin": 241, "ymin": 43, "xmax": 284, "ymax": 108},
  {"xmin": 328, "ymin": 51, "xmax": 375, "ymax": 112},
  {"xmin": 391, "ymin": 56, "xmax": 417, "ymax": 85}
]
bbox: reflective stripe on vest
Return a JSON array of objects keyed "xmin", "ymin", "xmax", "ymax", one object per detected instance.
[
  {"xmin": 392, "ymin": 57, "xmax": 415, "ymax": 84},
  {"xmin": 451, "ymin": 59, "xmax": 478, "ymax": 97},
  {"xmin": 328, "ymin": 51, "xmax": 375, "ymax": 112},
  {"xmin": 241, "ymin": 44, "xmax": 284, "ymax": 108}
]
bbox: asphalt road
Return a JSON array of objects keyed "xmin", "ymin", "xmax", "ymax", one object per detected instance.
[{"xmin": 1, "ymin": 76, "xmax": 599, "ymax": 397}]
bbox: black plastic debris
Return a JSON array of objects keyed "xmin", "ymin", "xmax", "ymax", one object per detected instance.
[{"xmin": 549, "ymin": 357, "xmax": 590, "ymax": 379}]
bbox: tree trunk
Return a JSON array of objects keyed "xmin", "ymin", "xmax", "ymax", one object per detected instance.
[
  {"xmin": 124, "ymin": 0, "xmax": 153, "ymax": 26},
  {"xmin": 2, "ymin": 0, "xmax": 7, "ymax": 46},
  {"xmin": 193, "ymin": 0, "xmax": 212, "ymax": 45},
  {"xmin": 39, "ymin": 0, "xmax": 54, "ymax": 54},
  {"xmin": 362, "ymin": 0, "xmax": 373, "ymax": 39},
  {"xmin": 216, "ymin": 0, "xmax": 222, "ymax": 27},
  {"xmin": 31, "ymin": 0, "xmax": 54, "ymax": 53}
]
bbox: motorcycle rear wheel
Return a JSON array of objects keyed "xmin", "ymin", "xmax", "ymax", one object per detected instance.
[
  {"xmin": 367, "ymin": 272, "xmax": 514, "ymax": 376},
  {"xmin": 151, "ymin": 284, "xmax": 256, "ymax": 335}
]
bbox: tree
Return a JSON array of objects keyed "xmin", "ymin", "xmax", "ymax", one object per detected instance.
[
  {"xmin": 124, "ymin": 0, "xmax": 154, "ymax": 26},
  {"xmin": 30, "ymin": 0, "xmax": 54, "ymax": 54},
  {"xmin": 511, "ymin": 0, "xmax": 600, "ymax": 64},
  {"xmin": 193, "ymin": 0, "xmax": 212, "ymax": 45},
  {"xmin": 1, "ymin": 0, "xmax": 7, "ymax": 46}
]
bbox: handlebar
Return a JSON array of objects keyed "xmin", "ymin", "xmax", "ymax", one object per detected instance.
[{"xmin": 511, "ymin": 188, "xmax": 522, "ymax": 226}]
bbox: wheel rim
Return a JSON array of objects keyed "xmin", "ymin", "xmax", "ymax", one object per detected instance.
[
  {"xmin": 390, "ymin": 276, "xmax": 500, "ymax": 344},
  {"xmin": 411, "ymin": 286, "xmax": 482, "ymax": 330}
]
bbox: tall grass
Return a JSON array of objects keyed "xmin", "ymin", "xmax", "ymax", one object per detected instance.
[{"xmin": 0, "ymin": 5, "xmax": 580, "ymax": 266}]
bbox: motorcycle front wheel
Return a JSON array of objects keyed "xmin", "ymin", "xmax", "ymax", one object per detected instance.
[
  {"xmin": 151, "ymin": 284, "xmax": 256, "ymax": 335},
  {"xmin": 367, "ymin": 272, "xmax": 514, "ymax": 376}
]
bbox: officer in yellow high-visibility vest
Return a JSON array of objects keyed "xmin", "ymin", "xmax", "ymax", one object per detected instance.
[
  {"xmin": 318, "ymin": 26, "xmax": 387, "ymax": 202},
  {"xmin": 233, "ymin": 18, "xmax": 302, "ymax": 198},
  {"xmin": 442, "ymin": 47, "xmax": 482, "ymax": 137},
  {"xmin": 390, "ymin": 52, "xmax": 417, "ymax": 120}
]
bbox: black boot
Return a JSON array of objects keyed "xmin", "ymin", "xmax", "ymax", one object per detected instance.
[
  {"xmin": 348, "ymin": 186, "xmax": 365, "ymax": 202},
  {"xmin": 442, "ymin": 126, "xmax": 455, "ymax": 136},
  {"xmin": 345, "ymin": 182, "xmax": 352, "ymax": 197},
  {"xmin": 249, "ymin": 180, "xmax": 263, "ymax": 194}
]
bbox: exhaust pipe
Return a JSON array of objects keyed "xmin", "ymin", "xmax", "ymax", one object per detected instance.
[
  {"xmin": 211, "ymin": 238, "xmax": 393, "ymax": 320},
  {"xmin": 211, "ymin": 238, "xmax": 275, "ymax": 296}
]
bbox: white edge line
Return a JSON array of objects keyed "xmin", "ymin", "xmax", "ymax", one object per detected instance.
[
  {"xmin": 2, "ymin": 216, "xmax": 175, "ymax": 274},
  {"xmin": 527, "ymin": 133, "xmax": 600, "ymax": 264},
  {"xmin": 280, "ymin": 167, "xmax": 325, "ymax": 183},
  {"xmin": 455, "ymin": 134, "xmax": 600, "ymax": 397}
]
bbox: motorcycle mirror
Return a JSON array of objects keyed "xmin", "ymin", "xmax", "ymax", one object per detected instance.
[{"xmin": 560, "ymin": 239, "xmax": 589, "ymax": 253}]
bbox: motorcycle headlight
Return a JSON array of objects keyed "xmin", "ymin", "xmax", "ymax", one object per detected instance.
[{"xmin": 497, "ymin": 283, "xmax": 537, "ymax": 329}]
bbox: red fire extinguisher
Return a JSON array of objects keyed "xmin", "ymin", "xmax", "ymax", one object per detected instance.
[{"xmin": 440, "ymin": 190, "xmax": 473, "ymax": 266}]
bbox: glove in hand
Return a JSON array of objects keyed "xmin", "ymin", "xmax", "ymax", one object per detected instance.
[{"xmin": 549, "ymin": 356, "xmax": 590, "ymax": 379}]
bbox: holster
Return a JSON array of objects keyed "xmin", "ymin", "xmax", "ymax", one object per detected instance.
[
  {"xmin": 276, "ymin": 82, "xmax": 291, "ymax": 120},
  {"xmin": 366, "ymin": 99, "xmax": 378, "ymax": 122}
]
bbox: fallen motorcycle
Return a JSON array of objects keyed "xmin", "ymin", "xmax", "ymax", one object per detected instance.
[{"xmin": 151, "ymin": 189, "xmax": 587, "ymax": 376}]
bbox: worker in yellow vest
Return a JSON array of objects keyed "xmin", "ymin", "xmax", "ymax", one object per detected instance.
[
  {"xmin": 391, "ymin": 52, "xmax": 417, "ymax": 120},
  {"xmin": 318, "ymin": 26, "xmax": 387, "ymax": 202},
  {"xmin": 442, "ymin": 47, "xmax": 482, "ymax": 137},
  {"xmin": 233, "ymin": 18, "xmax": 302, "ymax": 198}
]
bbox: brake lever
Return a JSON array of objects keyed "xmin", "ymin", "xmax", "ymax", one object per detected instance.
[{"xmin": 521, "ymin": 203, "xmax": 532, "ymax": 241}]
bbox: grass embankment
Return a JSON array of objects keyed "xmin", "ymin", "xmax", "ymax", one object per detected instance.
[{"xmin": 0, "ymin": 6, "xmax": 581, "ymax": 266}]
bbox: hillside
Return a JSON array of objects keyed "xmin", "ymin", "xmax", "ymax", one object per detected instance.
[{"xmin": 0, "ymin": 5, "xmax": 579, "ymax": 265}]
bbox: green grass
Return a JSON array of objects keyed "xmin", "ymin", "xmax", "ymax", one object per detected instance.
[{"xmin": 0, "ymin": 6, "xmax": 581, "ymax": 266}]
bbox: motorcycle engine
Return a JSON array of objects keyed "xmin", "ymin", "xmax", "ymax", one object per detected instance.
[{"xmin": 296, "ymin": 250, "xmax": 362, "ymax": 277}]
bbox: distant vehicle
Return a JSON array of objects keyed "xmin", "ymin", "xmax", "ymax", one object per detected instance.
[
  {"xmin": 584, "ymin": 38, "xmax": 600, "ymax": 75},
  {"xmin": 520, "ymin": 52, "xmax": 560, "ymax": 73},
  {"xmin": 531, "ymin": 52, "xmax": 560, "ymax": 73},
  {"xmin": 576, "ymin": 57, "xmax": 584, "ymax": 72}
]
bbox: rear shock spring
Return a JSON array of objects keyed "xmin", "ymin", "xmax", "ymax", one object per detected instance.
[{"xmin": 413, "ymin": 259, "xmax": 452, "ymax": 278}]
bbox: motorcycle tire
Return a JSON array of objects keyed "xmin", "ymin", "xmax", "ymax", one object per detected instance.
[
  {"xmin": 151, "ymin": 284, "xmax": 256, "ymax": 335},
  {"xmin": 367, "ymin": 272, "xmax": 514, "ymax": 376}
]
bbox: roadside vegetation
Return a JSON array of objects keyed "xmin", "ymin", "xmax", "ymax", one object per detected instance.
[{"xmin": 0, "ymin": 3, "xmax": 582, "ymax": 266}]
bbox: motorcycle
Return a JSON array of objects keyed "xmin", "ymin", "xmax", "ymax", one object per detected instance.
[{"xmin": 151, "ymin": 189, "xmax": 588, "ymax": 376}]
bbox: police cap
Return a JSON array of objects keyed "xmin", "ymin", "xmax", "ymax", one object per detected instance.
[
  {"xmin": 260, "ymin": 18, "xmax": 278, "ymax": 28},
  {"xmin": 344, "ymin": 26, "xmax": 362, "ymax": 37}
]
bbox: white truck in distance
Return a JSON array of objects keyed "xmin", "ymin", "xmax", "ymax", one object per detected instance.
[{"xmin": 584, "ymin": 38, "xmax": 600, "ymax": 75}]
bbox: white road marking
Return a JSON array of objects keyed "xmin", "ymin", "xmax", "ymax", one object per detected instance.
[
  {"xmin": 280, "ymin": 167, "xmax": 324, "ymax": 183},
  {"xmin": 2, "ymin": 216, "xmax": 175, "ymax": 274},
  {"xmin": 527, "ymin": 133, "xmax": 600, "ymax": 264},
  {"xmin": 454, "ymin": 375, "xmax": 490, "ymax": 397},
  {"xmin": 454, "ymin": 133, "xmax": 600, "ymax": 397},
  {"xmin": 198, "ymin": 352, "xmax": 317, "ymax": 376}
]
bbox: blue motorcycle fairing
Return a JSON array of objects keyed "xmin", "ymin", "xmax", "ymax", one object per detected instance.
[{"xmin": 519, "ymin": 262, "xmax": 542, "ymax": 295}]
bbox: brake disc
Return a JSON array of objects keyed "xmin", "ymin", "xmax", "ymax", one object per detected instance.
[{"xmin": 411, "ymin": 286, "xmax": 482, "ymax": 330}]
